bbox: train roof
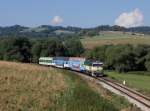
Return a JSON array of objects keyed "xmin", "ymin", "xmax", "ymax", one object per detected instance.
[
  {"xmin": 39, "ymin": 57, "xmax": 103, "ymax": 63},
  {"xmin": 69, "ymin": 57, "xmax": 86, "ymax": 61},
  {"xmin": 92, "ymin": 62, "xmax": 103, "ymax": 64},
  {"xmin": 39, "ymin": 57, "xmax": 53, "ymax": 59}
]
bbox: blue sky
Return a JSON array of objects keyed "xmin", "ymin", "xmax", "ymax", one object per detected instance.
[{"xmin": 0, "ymin": 0, "xmax": 149, "ymax": 27}]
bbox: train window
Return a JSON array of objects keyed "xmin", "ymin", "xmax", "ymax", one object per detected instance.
[
  {"xmin": 93, "ymin": 64, "xmax": 103, "ymax": 67},
  {"xmin": 84, "ymin": 60, "xmax": 92, "ymax": 66},
  {"xmin": 39, "ymin": 60, "xmax": 52, "ymax": 63}
]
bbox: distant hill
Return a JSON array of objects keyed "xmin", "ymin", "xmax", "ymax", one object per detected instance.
[
  {"xmin": 0, "ymin": 25, "xmax": 150, "ymax": 38},
  {"xmin": 127, "ymin": 26, "xmax": 150, "ymax": 34},
  {"xmin": 0, "ymin": 25, "xmax": 81, "ymax": 38}
]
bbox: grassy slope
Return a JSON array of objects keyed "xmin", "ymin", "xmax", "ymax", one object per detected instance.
[
  {"xmin": 0, "ymin": 61, "xmax": 66, "ymax": 111},
  {"xmin": 0, "ymin": 61, "xmax": 140, "ymax": 111},
  {"xmin": 107, "ymin": 71, "xmax": 150, "ymax": 97},
  {"xmin": 81, "ymin": 31, "xmax": 150, "ymax": 49}
]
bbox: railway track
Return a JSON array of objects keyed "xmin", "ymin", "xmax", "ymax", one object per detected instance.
[
  {"xmin": 96, "ymin": 77, "xmax": 150, "ymax": 110},
  {"xmin": 72, "ymin": 71, "xmax": 150, "ymax": 111}
]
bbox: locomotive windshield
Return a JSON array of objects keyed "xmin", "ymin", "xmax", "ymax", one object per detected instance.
[{"xmin": 93, "ymin": 63, "xmax": 103, "ymax": 67}]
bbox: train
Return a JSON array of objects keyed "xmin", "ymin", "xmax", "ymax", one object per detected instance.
[{"xmin": 39, "ymin": 57, "xmax": 104, "ymax": 77}]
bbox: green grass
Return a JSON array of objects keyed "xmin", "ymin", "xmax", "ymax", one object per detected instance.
[
  {"xmin": 51, "ymin": 70, "xmax": 118, "ymax": 111},
  {"xmin": 53, "ymin": 70, "xmax": 141, "ymax": 111},
  {"xmin": 107, "ymin": 71, "xmax": 150, "ymax": 97},
  {"xmin": 0, "ymin": 61, "xmax": 140, "ymax": 111},
  {"xmin": 81, "ymin": 31, "xmax": 150, "ymax": 49}
]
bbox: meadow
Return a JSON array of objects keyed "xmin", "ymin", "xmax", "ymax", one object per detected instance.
[
  {"xmin": 0, "ymin": 61, "xmax": 140, "ymax": 111},
  {"xmin": 107, "ymin": 71, "xmax": 150, "ymax": 98},
  {"xmin": 81, "ymin": 31, "xmax": 150, "ymax": 49}
]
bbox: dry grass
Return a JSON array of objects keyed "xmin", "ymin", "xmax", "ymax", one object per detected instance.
[{"xmin": 0, "ymin": 61, "xmax": 66, "ymax": 111}]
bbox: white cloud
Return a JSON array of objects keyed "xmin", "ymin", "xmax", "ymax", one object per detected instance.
[
  {"xmin": 115, "ymin": 9, "xmax": 144, "ymax": 28},
  {"xmin": 51, "ymin": 16, "xmax": 63, "ymax": 25}
]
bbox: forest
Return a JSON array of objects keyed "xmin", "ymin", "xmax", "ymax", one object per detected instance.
[{"xmin": 0, "ymin": 37, "xmax": 84, "ymax": 63}]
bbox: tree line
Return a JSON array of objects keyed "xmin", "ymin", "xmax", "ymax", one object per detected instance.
[
  {"xmin": 1, "ymin": 37, "xmax": 150, "ymax": 73},
  {"xmin": 84, "ymin": 44, "xmax": 150, "ymax": 72},
  {"xmin": 0, "ymin": 37, "xmax": 84, "ymax": 63}
]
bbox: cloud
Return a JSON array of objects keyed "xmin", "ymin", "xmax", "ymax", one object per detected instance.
[
  {"xmin": 51, "ymin": 16, "xmax": 63, "ymax": 25},
  {"xmin": 115, "ymin": 9, "xmax": 144, "ymax": 28}
]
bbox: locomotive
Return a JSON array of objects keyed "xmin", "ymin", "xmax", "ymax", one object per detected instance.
[{"xmin": 39, "ymin": 57, "xmax": 103, "ymax": 77}]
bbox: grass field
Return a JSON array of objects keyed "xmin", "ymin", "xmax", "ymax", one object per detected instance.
[
  {"xmin": 0, "ymin": 61, "xmax": 141, "ymax": 111},
  {"xmin": 81, "ymin": 31, "xmax": 150, "ymax": 49},
  {"xmin": 0, "ymin": 61, "xmax": 66, "ymax": 111},
  {"xmin": 107, "ymin": 71, "xmax": 150, "ymax": 98}
]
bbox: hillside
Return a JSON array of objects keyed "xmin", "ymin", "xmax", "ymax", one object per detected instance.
[
  {"xmin": 0, "ymin": 61, "xmax": 140, "ymax": 111},
  {"xmin": 0, "ymin": 25, "xmax": 81, "ymax": 38},
  {"xmin": 81, "ymin": 31, "xmax": 150, "ymax": 49},
  {"xmin": 0, "ymin": 25, "xmax": 150, "ymax": 38}
]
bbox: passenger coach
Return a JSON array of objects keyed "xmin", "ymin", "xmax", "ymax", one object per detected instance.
[{"xmin": 39, "ymin": 57, "xmax": 103, "ymax": 77}]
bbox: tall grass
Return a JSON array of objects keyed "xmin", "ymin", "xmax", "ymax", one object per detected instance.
[
  {"xmin": 0, "ymin": 61, "xmax": 140, "ymax": 111},
  {"xmin": 0, "ymin": 61, "xmax": 66, "ymax": 111}
]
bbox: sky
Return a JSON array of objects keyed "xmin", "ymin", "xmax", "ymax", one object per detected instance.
[{"xmin": 0, "ymin": 0, "xmax": 149, "ymax": 28}]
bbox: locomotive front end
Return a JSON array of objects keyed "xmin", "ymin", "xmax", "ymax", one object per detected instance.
[
  {"xmin": 91, "ymin": 62, "xmax": 103, "ymax": 77},
  {"xmin": 84, "ymin": 60, "xmax": 104, "ymax": 77}
]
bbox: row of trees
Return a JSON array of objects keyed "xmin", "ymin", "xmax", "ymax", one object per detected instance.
[
  {"xmin": 0, "ymin": 37, "xmax": 84, "ymax": 63},
  {"xmin": 84, "ymin": 44, "xmax": 150, "ymax": 72},
  {"xmin": 1, "ymin": 37, "xmax": 150, "ymax": 73}
]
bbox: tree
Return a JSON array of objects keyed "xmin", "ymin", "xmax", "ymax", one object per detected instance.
[
  {"xmin": 84, "ymin": 45, "xmax": 108, "ymax": 62},
  {"xmin": 31, "ymin": 41, "xmax": 42, "ymax": 63},
  {"xmin": 64, "ymin": 38, "xmax": 84, "ymax": 56},
  {"xmin": 145, "ymin": 52, "xmax": 150, "ymax": 72},
  {"xmin": 0, "ymin": 37, "xmax": 31, "ymax": 62},
  {"xmin": 31, "ymin": 38, "xmax": 66, "ymax": 62},
  {"xmin": 105, "ymin": 45, "xmax": 122, "ymax": 70},
  {"xmin": 114, "ymin": 48, "xmax": 135, "ymax": 72},
  {"xmin": 105, "ymin": 45, "xmax": 136, "ymax": 72},
  {"xmin": 40, "ymin": 38, "xmax": 65, "ymax": 56},
  {"xmin": 132, "ymin": 45, "xmax": 149, "ymax": 71}
]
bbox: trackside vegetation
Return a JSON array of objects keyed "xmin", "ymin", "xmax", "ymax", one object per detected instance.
[
  {"xmin": 107, "ymin": 71, "xmax": 150, "ymax": 97},
  {"xmin": 0, "ymin": 61, "xmax": 140, "ymax": 111}
]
